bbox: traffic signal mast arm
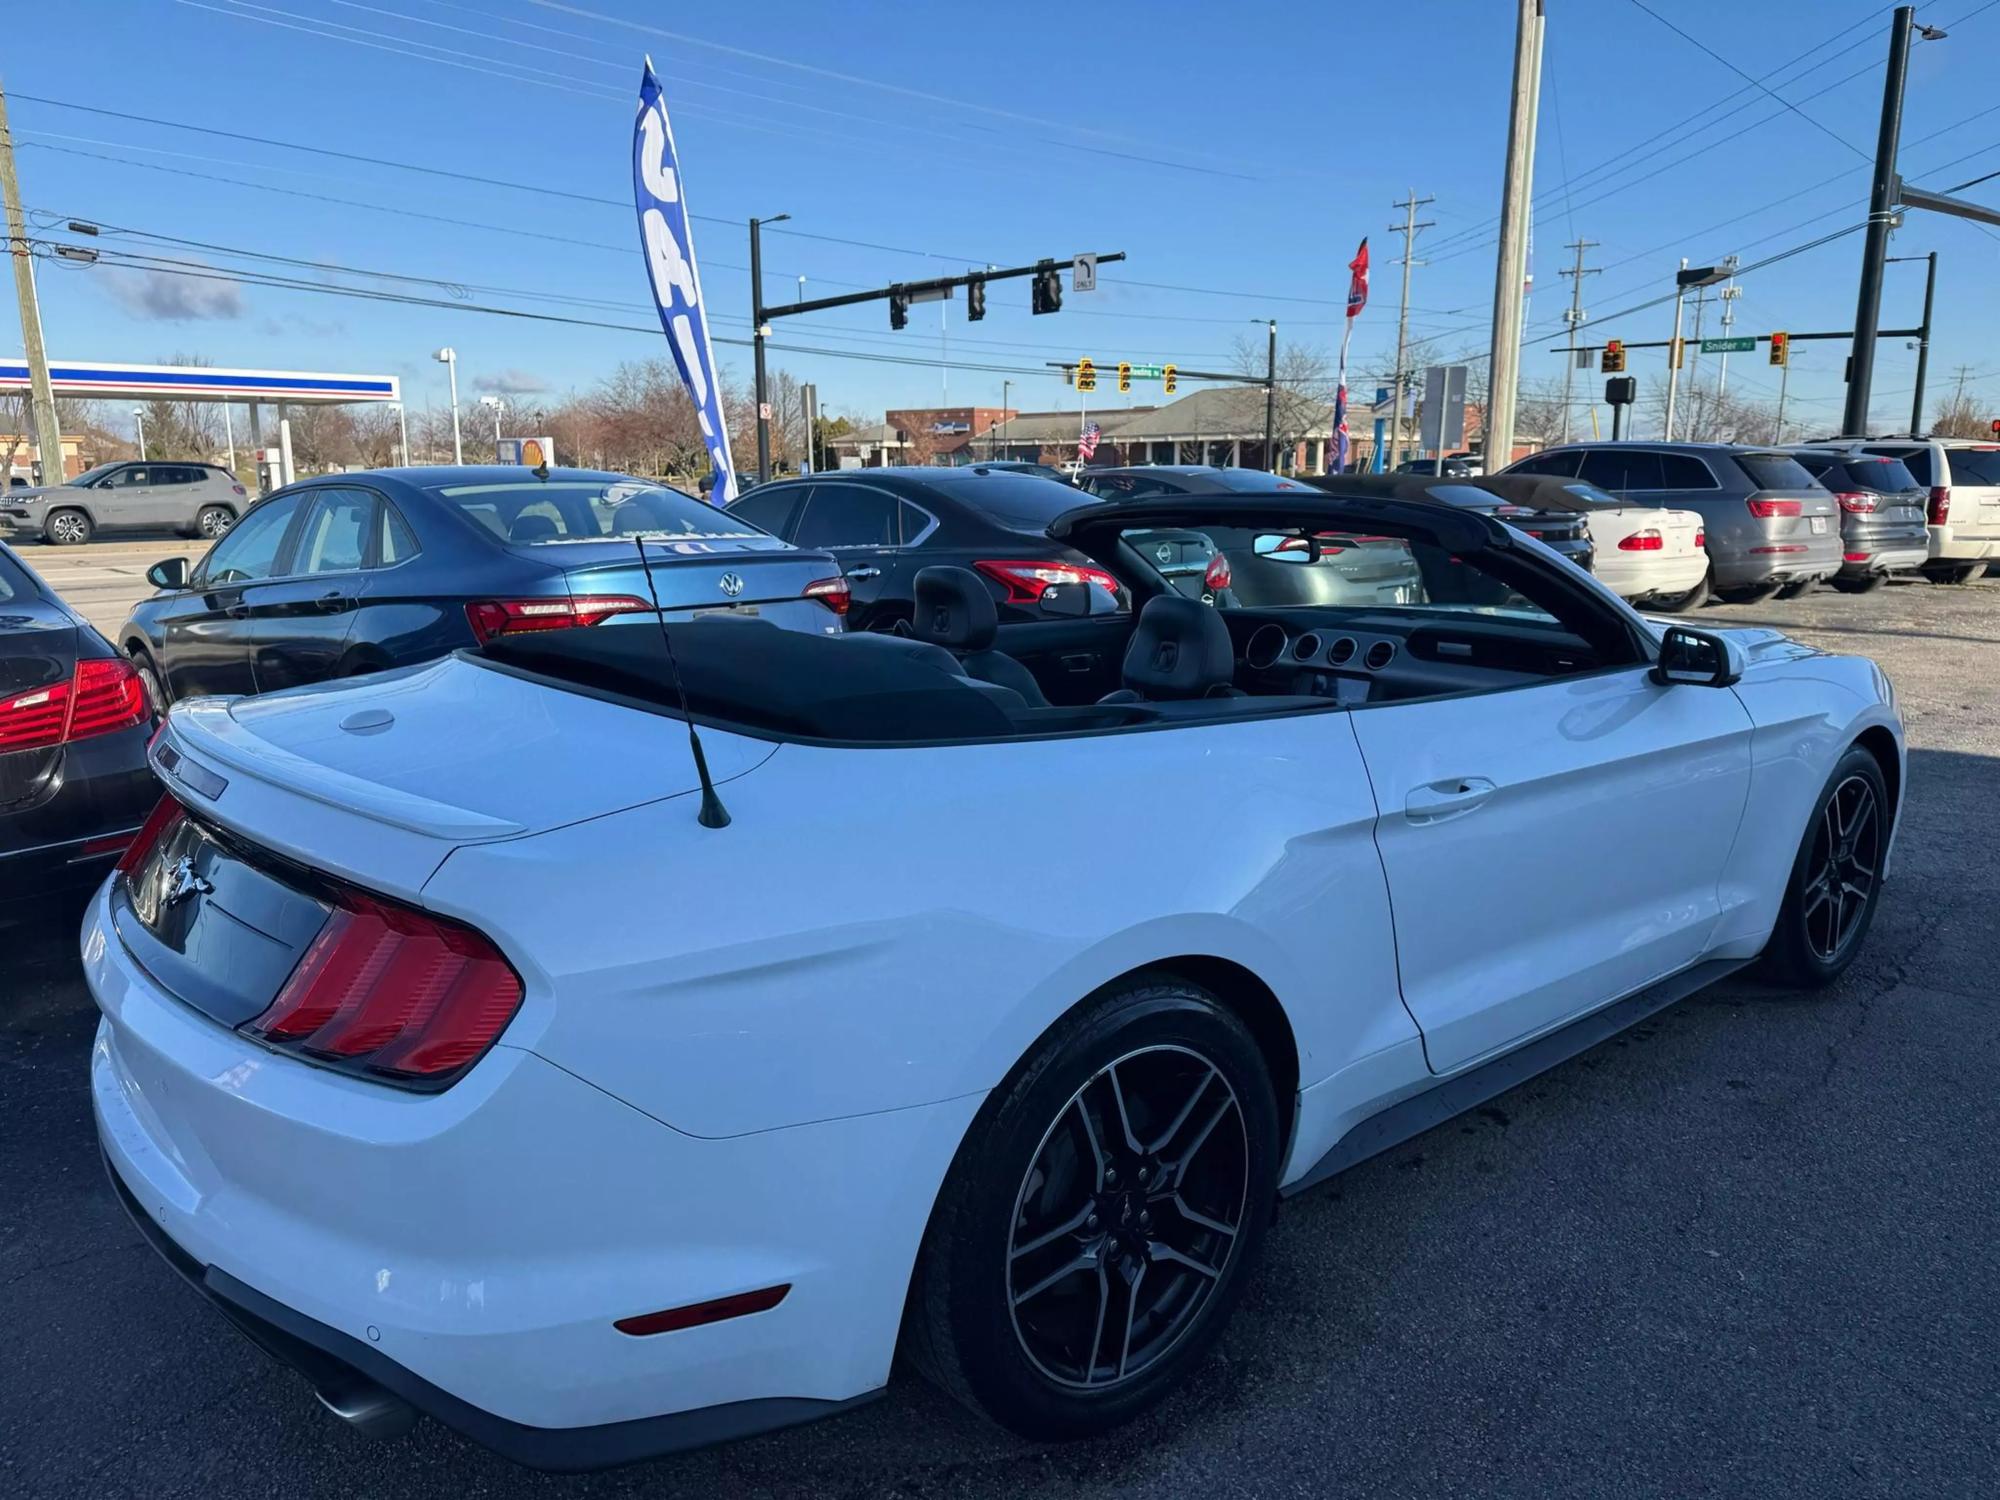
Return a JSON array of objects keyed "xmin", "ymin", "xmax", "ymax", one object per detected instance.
[
  {"xmin": 1554, "ymin": 327, "xmax": 1921, "ymax": 354},
  {"xmin": 760, "ymin": 252, "xmax": 1127, "ymax": 323}
]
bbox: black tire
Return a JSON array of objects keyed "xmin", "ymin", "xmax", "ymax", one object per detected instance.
[
  {"xmin": 1830, "ymin": 574, "xmax": 1886, "ymax": 594},
  {"xmin": 1650, "ymin": 571, "xmax": 1711, "ymax": 614},
  {"xmin": 1932, "ymin": 563, "xmax": 1982, "ymax": 585},
  {"xmin": 130, "ymin": 650, "xmax": 167, "ymax": 718},
  {"xmin": 195, "ymin": 505, "xmax": 234, "ymax": 540},
  {"xmin": 906, "ymin": 978, "xmax": 1280, "ymax": 1441},
  {"xmin": 1756, "ymin": 745, "xmax": 1889, "ymax": 989},
  {"xmin": 1775, "ymin": 578, "xmax": 1816, "ymax": 600},
  {"xmin": 45, "ymin": 508, "xmax": 92, "ymax": 546},
  {"xmin": 1715, "ymin": 581, "xmax": 1782, "ymax": 605}
]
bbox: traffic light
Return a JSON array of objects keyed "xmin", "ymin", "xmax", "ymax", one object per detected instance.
[
  {"xmin": 1601, "ymin": 339, "xmax": 1625, "ymax": 374},
  {"xmin": 889, "ymin": 289, "xmax": 909, "ymax": 331},
  {"xmin": 966, "ymin": 276, "xmax": 986, "ymax": 322},
  {"xmin": 1769, "ymin": 330, "xmax": 1789, "ymax": 367},
  {"xmin": 1031, "ymin": 261, "xmax": 1062, "ymax": 315},
  {"xmin": 1118, "ymin": 361, "xmax": 1132, "ymax": 393},
  {"xmin": 1163, "ymin": 363, "xmax": 1177, "ymax": 395},
  {"xmin": 1077, "ymin": 357, "xmax": 1097, "ymax": 393}
]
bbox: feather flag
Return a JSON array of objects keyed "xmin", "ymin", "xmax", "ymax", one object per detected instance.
[
  {"xmin": 632, "ymin": 59, "xmax": 740, "ymax": 504},
  {"xmin": 1332, "ymin": 238, "xmax": 1370, "ymax": 474}
]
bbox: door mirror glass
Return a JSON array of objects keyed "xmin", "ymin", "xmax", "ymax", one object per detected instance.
[
  {"xmin": 1652, "ymin": 625, "xmax": 1743, "ymax": 687},
  {"xmin": 146, "ymin": 557, "xmax": 190, "ymax": 590},
  {"xmin": 1038, "ymin": 581, "xmax": 1095, "ymax": 617},
  {"xmin": 1252, "ymin": 532, "xmax": 1321, "ymax": 564}
]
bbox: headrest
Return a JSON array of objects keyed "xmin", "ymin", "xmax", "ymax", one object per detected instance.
[
  {"xmin": 912, "ymin": 565, "xmax": 998, "ymax": 652},
  {"xmin": 1121, "ymin": 594, "xmax": 1236, "ymax": 699},
  {"xmin": 509, "ymin": 513, "xmax": 559, "ymax": 543}
]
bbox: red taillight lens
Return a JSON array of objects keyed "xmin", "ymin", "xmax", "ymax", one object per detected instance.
[
  {"xmin": 1618, "ymin": 529, "xmax": 1664, "ymax": 551},
  {"xmin": 0, "ymin": 656, "xmax": 148, "ymax": 753},
  {"xmin": 1203, "ymin": 553, "xmax": 1232, "ymax": 591},
  {"xmin": 116, "ymin": 793, "xmax": 186, "ymax": 876},
  {"xmin": 973, "ymin": 558, "xmax": 1121, "ymax": 605},
  {"xmin": 1928, "ymin": 486, "xmax": 1951, "ymax": 523},
  {"xmin": 1694, "ymin": 528, "xmax": 1706, "ymax": 547},
  {"xmin": 465, "ymin": 595, "xmax": 650, "ymax": 644},
  {"xmin": 1746, "ymin": 498, "xmax": 1803, "ymax": 519},
  {"xmin": 802, "ymin": 575, "xmax": 851, "ymax": 615},
  {"xmin": 1833, "ymin": 490, "xmax": 1878, "ymax": 513},
  {"xmin": 230, "ymin": 483, "xmax": 248, "ymax": 497},
  {"xmin": 245, "ymin": 886, "xmax": 523, "ymax": 1086},
  {"xmin": 1844, "ymin": 551, "xmax": 1871, "ymax": 562}
]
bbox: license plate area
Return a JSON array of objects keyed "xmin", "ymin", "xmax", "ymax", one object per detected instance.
[{"xmin": 1810, "ymin": 515, "xmax": 1830, "ymax": 534}]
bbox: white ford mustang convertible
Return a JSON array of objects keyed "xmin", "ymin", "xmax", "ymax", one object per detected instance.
[{"xmin": 86, "ymin": 481, "xmax": 1902, "ymax": 1469}]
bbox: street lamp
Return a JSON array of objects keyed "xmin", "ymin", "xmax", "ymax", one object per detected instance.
[
  {"xmin": 478, "ymin": 395, "xmax": 506, "ymax": 447},
  {"xmin": 433, "ymin": 347, "xmax": 463, "ymax": 465},
  {"xmin": 132, "ymin": 407, "xmax": 146, "ymax": 461},
  {"xmin": 1664, "ymin": 256, "xmax": 1737, "ymax": 441}
]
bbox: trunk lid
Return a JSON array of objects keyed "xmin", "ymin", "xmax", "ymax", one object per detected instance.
[
  {"xmin": 548, "ymin": 541, "xmax": 846, "ymax": 632},
  {"xmin": 1, "ymin": 609, "xmax": 76, "ymax": 810}
]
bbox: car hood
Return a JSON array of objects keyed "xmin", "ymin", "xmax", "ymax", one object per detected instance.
[{"xmin": 4, "ymin": 486, "xmax": 69, "ymax": 501}]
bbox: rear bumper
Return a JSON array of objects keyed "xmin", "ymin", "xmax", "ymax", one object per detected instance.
[
  {"xmin": 1595, "ymin": 550, "xmax": 1708, "ymax": 601},
  {"xmin": 85, "ymin": 878, "xmax": 976, "ymax": 1466},
  {"xmin": 1928, "ymin": 523, "xmax": 2000, "ymax": 562},
  {"xmin": 1712, "ymin": 534, "xmax": 1843, "ymax": 588}
]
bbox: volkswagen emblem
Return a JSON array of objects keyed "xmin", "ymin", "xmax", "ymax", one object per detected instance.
[
  {"xmin": 718, "ymin": 572, "xmax": 745, "ymax": 598},
  {"xmin": 163, "ymin": 855, "xmax": 212, "ymax": 909}
]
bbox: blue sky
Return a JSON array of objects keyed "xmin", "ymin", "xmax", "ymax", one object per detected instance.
[{"xmin": 11, "ymin": 0, "xmax": 2000, "ymax": 436}]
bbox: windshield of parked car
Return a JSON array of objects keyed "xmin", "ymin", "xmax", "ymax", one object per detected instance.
[
  {"xmin": 68, "ymin": 462, "xmax": 121, "ymax": 488},
  {"xmin": 427, "ymin": 478, "xmax": 781, "ymax": 548}
]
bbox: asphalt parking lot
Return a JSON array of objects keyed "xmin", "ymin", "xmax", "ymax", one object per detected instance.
[{"xmin": 3, "ymin": 566, "xmax": 1997, "ymax": 1499}]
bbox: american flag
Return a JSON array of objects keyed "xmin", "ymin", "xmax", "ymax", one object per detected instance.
[
  {"xmin": 1077, "ymin": 419, "xmax": 1101, "ymax": 462},
  {"xmin": 1333, "ymin": 238, "xmax": 1370, "ymax": 473}
]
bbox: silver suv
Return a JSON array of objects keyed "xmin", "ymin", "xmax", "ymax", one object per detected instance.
[
  {"xmin": 0, "ymin": 461, "xmax": 246, "ymax": 546},
  {"xmin": 1835, "ymin": 435, "xmax": 2000, "ymax": 584},
  {"xmin": 1502, "ymin": 442, "xmax": 1841, "ymax": 603}
]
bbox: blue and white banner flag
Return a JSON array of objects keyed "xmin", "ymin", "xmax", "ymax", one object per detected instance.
[{"xmin": 632, "ymin": 58, "xmax": 738, "ymax": 505}]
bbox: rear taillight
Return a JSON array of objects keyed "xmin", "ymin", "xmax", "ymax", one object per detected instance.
[
  {"xmin": 973, "ymin": 558, "xmax": 1121, "ymax": 605},
  {"xmin": 244, "ymin": 886, "xmax": 523, "ymax": 1088},
  {"xmin": 1203, "ymin": 553, "xmax": 1232, "ymax": 591},
  {"xmin": 465, "ymin": 594, "xmax": 650, "ymax": 644},
  {"xmin": 1746, "ymin": 498, "xmax": 1803, "ymax": 519},
  {"xmin": 116, "ymin": 793, "xmax": 186, "ymax": 876},
  {"xmin": 230, "ymin": 483, "xmax": 247, "ymax": 497},
  {"xmin": 0, "ymin": 656, "xmax": 148, "ymax": 753},
  {"xmin": 1928, "ymin": 486, "xmax": 1951, "ymax": 523},
  {"xmin": 1618, "ymin": 529, "xmax": 1664, "ymax": 551},
  {"xmin": 1833, "ymin": 490, "xmax": 1878, "ymax": 513},
  {"xmin": 1694, "ymin": 528, "xmax": 1706, "ymax": 547},
  {"xmin": 803, "ymin": 575, "xmax": 850, "ymax": 615}
]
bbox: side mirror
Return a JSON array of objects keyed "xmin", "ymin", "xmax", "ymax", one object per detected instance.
[
  {"xmin": 146, "ymin": 557, "xmax": 190, "ymax": 590},
  {"xmin": 1652, "ymin": 625, "xmax": 1744, "ymax": 687},
  {"xmin": 1039, "ymin": 581, "xmax": 1093, "ymax": 617},
  {"xmin": 1253, "ymin": 533, "xmax": 1321, "ymax": 564}
]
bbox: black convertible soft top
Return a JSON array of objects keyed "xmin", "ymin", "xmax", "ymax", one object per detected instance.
[{"xmin": 477, "ymin": 618, "xmax": 1022, "ymax": 743}]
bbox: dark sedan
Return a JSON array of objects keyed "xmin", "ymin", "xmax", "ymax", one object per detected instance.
[
  {"xmin": 1077, "ymin": 464, "xmax": 1318, "ymax": 498},
  {"xmin": 726, "ymin": 465, "xmax": 1125, "ymax": 634},
  {"xmin": 118, "ymin": 467, "xmax": 848, "ymax": 708},
  {"xmin": 1, "ymin": 542, "xmax": 155, "ymax": 911}
]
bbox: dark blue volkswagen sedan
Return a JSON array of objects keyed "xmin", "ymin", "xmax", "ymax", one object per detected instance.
[{"xmin": 117, "ymin": 467, "xmax": 849, "ymax": 707}]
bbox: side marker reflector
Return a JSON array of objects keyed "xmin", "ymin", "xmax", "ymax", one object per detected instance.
[{"xmin": 614, "ymin": 1284, "xmax": 790, "ymax": 1337}]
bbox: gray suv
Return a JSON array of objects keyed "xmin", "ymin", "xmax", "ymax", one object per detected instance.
[
  {"xmin": 0, "ymin": 461, "xmax": 246, "ymax": 546},
  {"xmin": 1502, "ymin": 443, "xmax": 1841, "ymax": 603}
]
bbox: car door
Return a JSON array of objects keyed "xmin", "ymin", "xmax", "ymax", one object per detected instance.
[
  {"xmin": 101, "ymin": 464, "xmax": 161, "ymax": 533},
  {"xmin": 789, "ymin": 483, "xmax": 905, "ymax": 629},
  {"xmin": 247, "ymin": 485, "xmax": 375, "ymax": 693},
  {"xmin": 160, "ymin": 491, "xmax": 308, "ymax": 700},
  {"xmin": 1344, "ymin": 552, "xmax": 1754, "ymax": 1076},
  {"xmin": 149, "ymin": 465, "xmax": 198, "ymax": 530}
]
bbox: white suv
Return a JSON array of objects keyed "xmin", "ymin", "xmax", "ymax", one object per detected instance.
[{"xmin": 1853, "ymin": 436, "xmax": 2000, "ymax": 583}]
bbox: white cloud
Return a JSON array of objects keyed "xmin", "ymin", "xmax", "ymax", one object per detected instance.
[
  {"xmin": 473, "ymin": 368, "xmax": 549, "ymax": 395},
  {"xmin": 104, "ymin": 268, "xmax": 246, "ymax": 322}
]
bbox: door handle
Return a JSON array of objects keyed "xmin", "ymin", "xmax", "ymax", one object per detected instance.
[
  {"xmin": 316, "ymin": 591, "xmax": 350, "ymax": 613},
  {"xmin": 1404, "ymin": 776, "xmax": 1497, "ymax": 824},
  {"xmin": 844, "ymin": 566, "xmax": 881, "ymax": 581},
  {"xmin": 222, "ymin": 601, "xmax": 250, "ymax": 619}
]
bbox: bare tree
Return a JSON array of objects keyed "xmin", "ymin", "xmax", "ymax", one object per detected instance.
[
  {"xmin": 1930, "ymin": 382, "xmax": 1990, "ymax": 439},
  {"xmin": 1641, "ymin": 381, "xmax": 1777, "ymax": 444},
  {"xmin": 140, "ymin": 354, "xmax": 223, "ymax": 460},
  {"xmin": 1230, "ymin": 336, "xmax": 1334, "ymax": 471}
]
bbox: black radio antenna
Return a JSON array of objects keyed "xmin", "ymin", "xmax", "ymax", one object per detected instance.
[{"xmin": 634, "ymin": 533, "xmax": 730, "ymax": 829}]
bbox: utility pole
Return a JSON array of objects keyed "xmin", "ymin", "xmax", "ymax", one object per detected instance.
[
  {"xmin": 1558, "ymin": 236, "xmax": 1598, "ymax": 444},
  {"xmin": 1715, "ymin": 281, "xmax": 1743, "ymax": 397},
  {"xmin": 1483, "ymin": 0, "xmax": 1544, "ymax": 472},
  {"xmin": 1844, "ymin": 7, "xmax": 1917, "ymax": 436},
  {"xmin": 994, "ymin": 378, "xmax": 1010, "ymax": 459},
  {"xmin": 1264, "ymin": 319, "xmax": 1277, "ymax": 467},
  {"xmin": 1388, "ymin": 190, "xmax": 1435, "ymax": 468},
  {"xmin": 1889, "ymin": 251, "xmax": 1937, "ymax": 432},
  {"xmin": 0, "ymin": 84, "xmax": 66, "ymax": 489},
  {"xmin": 749, "ymin": 213, "xmax": 788, "ymax": 483}
]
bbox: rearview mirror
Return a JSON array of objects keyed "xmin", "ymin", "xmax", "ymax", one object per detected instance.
[
  {"xmin": 1252, "ymin": 533, "xmax": 1320, "ymax": 564},
  {"xmin": 146, "ymin": 557, "xmax": 190, "ymax": 590},
  {"xmin": 1652, "ymin": 625, "xmax": 1744, "ymax": 687}
]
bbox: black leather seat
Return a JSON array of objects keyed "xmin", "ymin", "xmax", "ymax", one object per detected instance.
[
  {"xmin": 508, "ymin": 512, "xmax": 560, "ymax": 544},
  {"xmin": 910, "ymin": 566, "xmax": 1049, "ymax": 707},
  {"xmin": 1100, "ymin": 594, "xmax": 1244, "ymax": 704}
]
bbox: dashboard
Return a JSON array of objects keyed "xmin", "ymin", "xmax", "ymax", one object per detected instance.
[{"xmin": 1225, "ymin": 608, "xmax": 1607, "ymax": 704}]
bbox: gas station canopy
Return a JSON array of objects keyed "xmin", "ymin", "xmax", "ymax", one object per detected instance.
[{"xmin": 0, "ymin": 358, "xmax": 400, "ymax": 405}]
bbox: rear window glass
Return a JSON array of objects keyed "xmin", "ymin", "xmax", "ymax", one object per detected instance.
[
  {"xmin": 1732, "ymin": 453, "xmax": 1816, "ymax": 490},
  {"xmin": 921, "ymin": 470, "xmax": 1092, "ymax": 530},
  {"xmin": 428, "ymin": 479, "xmax": 771, "ymax": 547},
  {"xmin": 1943, "ymin": 447, "xmax": 2000, "ymax": 486},
  {"xmin": 1831, "ymin": 457, "xmax": 1920, "ymax": 492},
  {"xmin": 1863, "ymin": 445, "xmax": 1931, "ymax": 484},
  {"xmin": 0, "ymin": 551, "xmax": 25, "ymax": 602}
]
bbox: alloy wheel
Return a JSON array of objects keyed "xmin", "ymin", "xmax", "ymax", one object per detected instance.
[
  {"xmin": 199, "ymin": 509, "xmax": 232, "ymax": 538},
  {"xmin": 1006, "ymin": 1044, "xmax": 1247, "ymax": 1390},
  {"xmin": 50, "ymin": 513, "xmax": 87, "ymax": 544},
  {"xmin": 1802, "ymin": 773, "xmax": 1880, "ymax": 963}
]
